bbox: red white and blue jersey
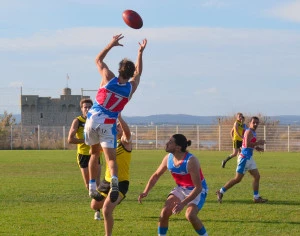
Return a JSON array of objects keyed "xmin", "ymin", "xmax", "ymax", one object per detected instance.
[
  {"xmin": 167, "ymin": 152, "xmax": 207, "ymax": 191},
  {"xmin": 240, "ymin": 129, "xmax": 256, "ymax": 158},
  {"xmin": 87, "ymin": 77, "xmax": 132, "ymax": 124}
]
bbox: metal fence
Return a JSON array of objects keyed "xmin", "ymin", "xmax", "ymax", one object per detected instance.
[{"xmin": 0, "ymin": 124, "xmax": 300, "ymax": 152}]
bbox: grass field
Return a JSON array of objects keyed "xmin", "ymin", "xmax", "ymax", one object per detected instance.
[{"xmin": 0, "ymin": 150, "xmax": 299, "ymax": 236}]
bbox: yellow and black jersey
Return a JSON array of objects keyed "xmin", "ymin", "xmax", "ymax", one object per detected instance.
[
  {"xmin": 105, "ymin": 139, "xmax": 131, "ymax": 182},
  {"xmin": 76, "ymin": 115, "xmax": 90, "ymax": 155}
]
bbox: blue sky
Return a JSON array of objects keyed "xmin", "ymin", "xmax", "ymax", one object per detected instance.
[{"xmin": 1, "ymin": 0, "xmax": 300, "ymax": 116}]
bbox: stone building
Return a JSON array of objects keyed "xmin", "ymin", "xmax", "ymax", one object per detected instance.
[{"xmin": 21, "ymin": 88, "xmax": 90, "ymax": 126}]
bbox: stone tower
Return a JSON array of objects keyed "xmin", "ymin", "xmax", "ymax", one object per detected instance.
[{"xmin": 21, "ymin": 88, "xmax": 90, "ymax": 126}]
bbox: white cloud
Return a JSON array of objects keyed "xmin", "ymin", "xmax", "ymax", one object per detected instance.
[
  {"xmin": 266, "ymin": 1, "xmax": 300, "ymax": 23},
  {"xmin": 1, "ymin": 27, "xmax": 300, "ymax": 52}
]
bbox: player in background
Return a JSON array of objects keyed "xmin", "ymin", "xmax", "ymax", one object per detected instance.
[
  {"xmin": 90, "ymin": 113, "xmax": 132, "ymax": 234},
  {"xmin": 84, "ymin": 34, "xmax": 147, "ymax": 203},
  {"xmin": 222, "ymin": 113, "xmax": 247, "ymax": 168},
  {"xmin": 67, "ymin": 98, "xmax": 101, "ymax": 220},
  {"xmin": 216, "ymin": 116, "xmax": 268, "ymax": 203},
  {"xmin": 138, "ymin": 134, "xmax": 208, "ymax": 236}
]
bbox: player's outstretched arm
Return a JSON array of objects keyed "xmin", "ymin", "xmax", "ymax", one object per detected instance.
[
  {"xmin": 95, "ymin": 34, "xmax": 124, "ymax": 84},
  {"xmin": 138, "ymin": 154, "xmax": 167, "ymax": 204},
  {"xmin": 118, "ymin": 113, "xmax": 131, "ymax": 143},
  {"xmin": 130, "ymin": 39, "xmax": 147, "ymax": 94}
]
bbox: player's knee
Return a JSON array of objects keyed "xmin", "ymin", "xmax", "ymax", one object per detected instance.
[
  {"xmin": 160, "ymin": 207, "xmax": 172, "ymax": 219},
  {"xmin": 90, "ymin": 199, "xmax": 98, "ymax": 210},
  {"xmin": 254, "ymin": 173, "xmax": 260, "ymax": 181},
  {"xmin": 234, "ymin": 176, "xmax": 243, "ymax": 183},
  {"xmin": 102, "ymin": 205, "xmax": 113, "ymax": 217}
]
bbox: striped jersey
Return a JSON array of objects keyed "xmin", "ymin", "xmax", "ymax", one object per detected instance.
[
  {"xmin": 87, "ymin": 77, "xmax": 132, "ymax": 125},
  {"xmin": 167, "ymin": 152, "xmax": 206, "ymax": 190},
  {"xmin": 240, "ymin": 129, "xmax": 257, "ymax": 158}
]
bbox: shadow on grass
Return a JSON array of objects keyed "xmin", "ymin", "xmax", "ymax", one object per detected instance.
[
  {"xmin": 204, "ymin": 218, "xmax": 300, "ymax": 225},
  {"xmin": 206, "ymin": 199, "xmax": 300, "ymax": 206}
]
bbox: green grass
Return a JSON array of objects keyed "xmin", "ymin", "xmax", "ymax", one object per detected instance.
[{"xmin": 0, "ymin": 150, "xmax": 299, "ymax": 235}]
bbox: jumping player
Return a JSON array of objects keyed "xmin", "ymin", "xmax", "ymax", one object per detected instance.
[{"xmin": 84, "ymin": 34, "xmax": 147, "ymax": 202}]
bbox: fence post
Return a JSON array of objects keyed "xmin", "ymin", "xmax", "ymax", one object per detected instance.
[
  {"xmin": 176, "ymin": 125, "xmax": 178, "ymax": 134},
  {"xmin": 288, "ymin": 125, "xmax": 290, "ymax": 152},
  {"xmin": 264, "ymin": 125, "xmax": 266, "ymax": 151},
  {"xmin": 197, "ymin": 125, "xmax": 199, "ymax": 150},
  {"xmin": 38, "ymin": 125, "xmax": 40, "ymax": 150},
  {"xmin": 63, "ymin": 126, "xmax": 66, "ymax": 150},
  {"xmin": 218, "ymin": 125, "xmax": 221, "ymax": 151},
  {"xmin": 10, "ymin": 125, "xmax": 13, "ymax": 150},
  {"xmin": 156, "ymin": 126, "xmax": 158, "ymax": 149},
  {"xmin": 135, "ymin": 126, "xmax": 138, "ymax": 150}
]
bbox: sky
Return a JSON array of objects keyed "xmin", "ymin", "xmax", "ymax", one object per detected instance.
[{"xmin": 1, "ymin": 0, "xmax": 300, "ymax": 116}]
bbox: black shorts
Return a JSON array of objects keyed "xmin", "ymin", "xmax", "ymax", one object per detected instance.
[
  {"xmin": 98, "ymin": 179, "xmax": 129, "ymax": 199},
  {"xmin": 233, "ymin": 140, "xmax": 243, "ymax": 149},
  {"xmin": 77, "ymin": 154, "xmax": 101, "ymax": 168}
]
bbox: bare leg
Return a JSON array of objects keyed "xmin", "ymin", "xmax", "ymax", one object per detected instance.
[
  {"xmin": 102, "ymin": 147, "xmax": 117, "ymax": 178},
  {"xmin": 158, "ymin": 195, "xmax": 179, "ymax": 235},
  {"xmin": 223, "ymin": 172, "xmax": 244, "ymax": 190},
  {"xmin": 80, "ymin": 167, "xmax": 89, "ymax": 190},
  {"xmin": 102, "ymin": 193, "xmax": 122, "ymax": 236},
  {"xmin": 88, "ymin": 143, "xmax": 101, "ymax": 198},
  {"xmin": 185, "ymin": 205, "xmax": 202, "ymax": 230},
  {"xmin": 89, "ymin": 143, "xmax": 101, "ymax": 180},
  {"xmin": 249, "ymin": 169, "xmax": 260, "ymax": 193},
  {"xmin": 102, "ymin": 147, "xmax": 119, "ymax": 202}
]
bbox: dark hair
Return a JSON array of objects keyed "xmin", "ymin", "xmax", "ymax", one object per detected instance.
[
  {"xmin": 118, "ymin": 58, "xmax": 135, "ymax": 80},
  {"xmin": 250, "ymin": 116, "xmax": 259, "ymax": 122},
  {"xmin": 80, "ymin": 98, "xmax": 93, "ymax": 108},
  {"xmin": 172, "ymin": 134, "xmax": 192, "ymax": 152}
]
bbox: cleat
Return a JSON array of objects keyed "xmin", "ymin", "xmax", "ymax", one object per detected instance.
[
  {"xmin": 94, "ymin": 210, "xmax": 101, "ymax": 220},
  {"xmin": 253, "ymin": 197, "xmax": 268, "ymax": 203},
  {"xmin": 216, "ymin": 190, "xmax": 223, "ymax": 203},
  {"xmin": 109, "ymin": 177, "xmax": 119, "ymax": 203},
  {"xmin": 221, "ymin": 160, "xmax": 226, "ymax": 168}
]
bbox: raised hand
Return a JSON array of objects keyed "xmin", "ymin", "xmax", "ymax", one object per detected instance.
[
  {"xmin": 110, "ymin": 34, "xmax": 124, "ymax": 47},
  {"xmin": 138, "ymin": 39, "xmax": 147, "ymax": 53}
]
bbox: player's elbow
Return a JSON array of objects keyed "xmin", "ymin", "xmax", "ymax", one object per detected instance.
[{"xmin": 67, "ymin": 137, "xmax": 74, "ymax": 144}]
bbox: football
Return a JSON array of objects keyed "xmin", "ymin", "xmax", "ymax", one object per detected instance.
[{"xmin": 122, "ymin": 10, "xmax": 143, "ymax": 29}]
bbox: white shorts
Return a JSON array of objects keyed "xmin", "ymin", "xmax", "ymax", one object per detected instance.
[
  {"xmin": 84, "ymin": 120, "xmax": 117, "ymax": 148},
  {"xmin": 236, "ymin": 155, "xmax": 257, "ymax": 174},
  {"xmin": 169, "ymin": 186, "xmax": 207, "ymax": 210}
]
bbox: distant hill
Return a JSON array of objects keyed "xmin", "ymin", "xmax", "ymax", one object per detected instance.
[
  {"xmin": 9, "ymin": 114, "xmax": 300, "ymax": 125},
  {"xmin": 123, "ymin": 114, "xmax": 219, "ymax": 125},
  {"xmin": 123, "ymin": 114, "xmax": 300, "ymax": 125}
]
